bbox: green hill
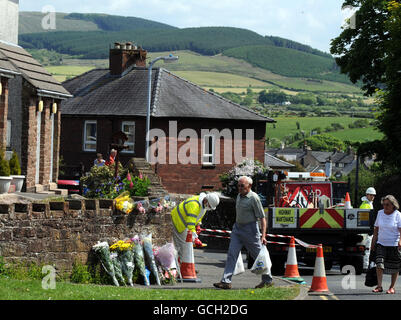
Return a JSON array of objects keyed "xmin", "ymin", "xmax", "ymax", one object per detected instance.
[
  {"xmin": 223, "ymin": 45, "xmax": 349, "ymax": 84},
  {"xmin": 19, "ymin": 12, "xmax": 101, "ymax": 34},
  {"xmin": 19, "ymin": 12, "xmax": 176, "ymax": 34},
  {"xmin": 18, "ymin": 12, "xmax": 359, "ymax": 89}
]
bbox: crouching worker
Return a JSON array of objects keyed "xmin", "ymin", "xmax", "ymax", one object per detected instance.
[
  {"xmin": 214, "ymin": 176, "xmax": 273, "ymax": 290},
  {"xmin": 171, "ymin": 192, "xmax": 220, "ymax": 266}
]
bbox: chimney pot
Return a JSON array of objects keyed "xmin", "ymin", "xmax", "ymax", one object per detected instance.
[{"xmin": 109, "ymin": 42, "xmax": 148, "ymax": 76}]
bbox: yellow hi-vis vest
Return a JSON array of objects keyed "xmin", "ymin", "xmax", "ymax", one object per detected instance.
[
  {"xmin": 360, "ymin": 201, "xmax": 373, "ymax": 210},
  {"xmin": 171, "ymin": 196, "xmax": 205, "ymax": 233}
]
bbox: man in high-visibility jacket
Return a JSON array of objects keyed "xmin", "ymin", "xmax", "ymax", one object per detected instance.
[
  {"xmin": 171, "ymin": 192, "xmax": 220, "ymax": 262},
  {"xmin": 360, "ymin": 187, "xmax": 376, "ymax": 272}
]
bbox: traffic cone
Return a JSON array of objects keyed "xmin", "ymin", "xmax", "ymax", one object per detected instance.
[
  {"xmin": 308, "ymin": 244, "xmax": 332, "ymax": 295},
  {"xmin": 344, "ymin": 192, "xmax": 352, "ymax": 209},
  {"xmin": 179, "ymin": 230, "xmax": 202, "ymax": 283},
  {"xmin": 283, "ymin": 237, "xmax": 306, "ymax": 284}
]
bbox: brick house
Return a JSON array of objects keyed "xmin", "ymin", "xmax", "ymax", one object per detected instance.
[
  {"xmin": 60, "ymin": 44, "xmax": 274, "ymax": 194},
  {"xmin": 0, "ymin": 0, "xmax": 72, "ymax": 192}
]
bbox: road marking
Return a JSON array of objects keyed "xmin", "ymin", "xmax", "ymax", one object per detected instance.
[
  {"xmin": 332, "ymin": 295, "xmax": 340, "ymax": 300},
  {"xmin": 320, "ymin": 296, "xmax": 328, "ymax": 300}
]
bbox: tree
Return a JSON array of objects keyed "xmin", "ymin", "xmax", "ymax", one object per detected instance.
[
  {"xmin": 331, "ymin": 0, "xmax": 401, "ymax": 171},
  {"xmin": 299, "ymin": 134, "xmax": 346, "ymax": 152}
]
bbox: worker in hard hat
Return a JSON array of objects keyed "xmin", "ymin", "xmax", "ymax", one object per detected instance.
[
  {"xmin": 360, "ymin": 187, "xmax": 376, "ymax": 272},
  {"xmin": 171, "ymin": 192, "xmax": 220, "ymax": 265}
]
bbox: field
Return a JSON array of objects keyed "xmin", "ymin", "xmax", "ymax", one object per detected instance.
[
  {"xmin": 45, "ymin": 65, "xmax": 96, "ymax": 82},
  {"xmin": 266, "ymin": 116, "xmax": 383, "ymax": 144}
]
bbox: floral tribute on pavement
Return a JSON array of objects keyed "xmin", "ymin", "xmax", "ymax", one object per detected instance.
[{"xmin": 92, "ymin": 234, "xmax": 179, "ymax": 287}]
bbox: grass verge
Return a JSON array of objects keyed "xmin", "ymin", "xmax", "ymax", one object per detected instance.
[{"xmin": 0, "ymin": 277, "xmax": 299, "ymax": 300}]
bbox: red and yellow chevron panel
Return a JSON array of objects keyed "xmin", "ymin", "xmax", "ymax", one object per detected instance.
[{"xmin": 299, "ymin": 209, "xmax": 344, "ymax": 229}]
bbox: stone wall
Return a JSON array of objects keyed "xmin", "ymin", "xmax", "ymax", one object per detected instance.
[{"xmin": 0, "ymin": 198, "xmax": 174, "ymax": 271}]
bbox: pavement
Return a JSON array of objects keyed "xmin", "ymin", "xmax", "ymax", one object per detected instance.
[{"xmin": 156, "ymin": 248, "xmax": 308, "ymax": 299}]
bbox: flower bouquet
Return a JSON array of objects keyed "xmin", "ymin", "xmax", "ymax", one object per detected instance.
[
  {"xmin": 110, "ymin": 240, "xmax": 135, "ymax": 286},
  {"xmin": 135, "ymin": 202, "xmax": 146, "ymax": 214},
  {"xmin": 142, "ymin": 234, "xmax": 161, "ymax": 286},
  {"xmin": 92, "ymin": 241, "xmax": 119, "ymax": 286},
  {"xmin": 114, "ymin": 191, "xmax": 135, "ymax": 214},
  {"xmin": 154, "ymin": 243, "xmax": 178, "ymax": 280},
  {"xmin": 110, "ymin": 251, "xmax": 126, "ymax": 286},
  {"xmin": 132, "ymin": 236, "xmax": 149, "ymax": 286}
]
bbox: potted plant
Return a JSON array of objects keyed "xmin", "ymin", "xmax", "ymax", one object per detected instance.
[
  {"xmin": 0, "ymin": 151, "xmax": 11, "ymax": 194},
  {"xmin": 9, "ymin": 150, "xmax": 24, "ymax": 192}
]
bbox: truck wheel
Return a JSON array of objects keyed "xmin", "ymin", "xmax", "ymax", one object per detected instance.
[
  {"xmin": 324, "ymin": 260, "xmax": 333, "ymax": 271},
  {"xmin": 271, "ymin": 258, "xmax": 286, "ymax": 276},
  {"xmin": 352, "ymin": 256, "xmax": 364, "ymax": 275},
  {"xmin": 340, "ymin": 257, "xmax": 363, "ymax": 275}
]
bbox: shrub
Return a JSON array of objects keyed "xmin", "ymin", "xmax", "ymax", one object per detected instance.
[
  {"xmin": 80, "ymin": 163, "xmax": 126, "ymax": 199},
  {"xmin": 0, "ymin": 151, "xmax": 10, "ymax": 176},
  {"xmin": 220, "ymin": 159, "xmax": 269, "ymax": 198},
  {"xmin": 9, "ymin": 151, "xmax": 21, "ymax": 175},
  {"xmin": 122, "ymin": 175, "xmax": 151, "ymax": 198},
  {"xmin": 70, "ymin": 261, "xmax": 92, "ymax": 284}
]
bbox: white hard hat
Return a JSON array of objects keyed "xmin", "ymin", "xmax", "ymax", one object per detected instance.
[
  {"xmin": 205, "ymin": 193, "xmax": 220, "ymax": 210},
  {"xmin": 366, "ymin": 187, "xmax": 376, "ymax": 195}
]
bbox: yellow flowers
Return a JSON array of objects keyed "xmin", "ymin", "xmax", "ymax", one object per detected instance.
[
  {"xmin": 110, "ymin": 240, "xmax": 133, "ymax": 252},
  {"xmin": 115, "ymin": 192, "xmax": 135, "ymax": 214},
  {"xmin": 388, "ymin": 0, "xmax": 401, "ymax": 12}
]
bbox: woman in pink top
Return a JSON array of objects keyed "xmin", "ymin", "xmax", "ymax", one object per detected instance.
[{"xmin": 371, "ymin": 195, "xmax": 401, "ymax": 294}]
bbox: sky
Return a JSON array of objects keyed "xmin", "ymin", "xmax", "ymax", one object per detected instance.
[{"xmin": 19, "ymin": 0, "xmax": 352, "ymax": 53}]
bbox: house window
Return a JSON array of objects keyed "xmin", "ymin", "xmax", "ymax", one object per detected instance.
[
  {"xmin": 121, "ymin": 121, "xmax": 135, "ymax": 153},
  {"xmin": 83, "ymin": 120, "xmax": 97, "ymax": 152},
  {"xmin": 202, "ymin": 135, "xmax": 215, "ymax": 165},
  {"xmin": 6, "ymin": 120, "xmax": 11, "ymax": 148},
  {"xmin": 338, "ymin": 163, "xmax": 344, "ymax": 168}
]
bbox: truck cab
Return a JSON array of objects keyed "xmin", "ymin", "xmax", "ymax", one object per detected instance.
[{"xmin": 254, "ymin": 171, "xmax": 373, "ymax": 275}]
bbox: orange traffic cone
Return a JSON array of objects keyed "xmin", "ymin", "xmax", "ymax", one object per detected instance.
[
  {"xmin": 344, "ymin": 192, "xmax": 352, "ymax": 209},
  {"xmin": 308, "ymin": 244, "xmax": 332, "ymax": 295},
  {"xmin": 283, "ymin": 237, "xmax": 305, "ymax": 284},
  {"xmin": 179, "ymin": 230, "xmax": 201, "ymax": 283}
]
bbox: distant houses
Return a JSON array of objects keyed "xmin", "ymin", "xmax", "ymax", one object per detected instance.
[{"xmin": 266, "ymin": 145, "xmax": 357, "ymax": 178}]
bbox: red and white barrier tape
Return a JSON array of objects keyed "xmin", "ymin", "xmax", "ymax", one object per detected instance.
[
  {"xmin": 199, "ymin": 228, "xmax": 318, "ymax": 248},
  {"xmin": 199, "ymin": 233, "xmax": 297, "ymax": 246}
]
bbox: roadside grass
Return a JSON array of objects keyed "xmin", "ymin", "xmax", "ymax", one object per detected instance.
[
  {"xmin": 0, "ymin": 277, "xmax": 299, "ymax": 300},
  {"xmin": 266, "ymin": 116, "xmax": 382, "ymax": 143}
]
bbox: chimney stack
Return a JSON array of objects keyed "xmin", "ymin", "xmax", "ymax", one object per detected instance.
[{"xmin": 109, "ymin": 42, "xmax": 147, "ymax": 76}]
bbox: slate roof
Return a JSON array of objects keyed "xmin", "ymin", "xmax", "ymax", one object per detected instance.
[
  {"xmin": 0, "ymin": 51, "xmax": 20, "ymax": 77},
  {"xmin": 264, "ymin": 153, "xmax": 295, "ymax": 169},
  {"xmin": 61, "ymin": 67, "xmax": 274, "ymax": 122},
  {"xmin": 0, "ymin": 41, "xmax": 71, "ymax": 98}
]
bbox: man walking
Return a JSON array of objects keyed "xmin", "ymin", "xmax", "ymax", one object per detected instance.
[
  {"xmin": 214, "ymin": 176, "xmax": 273, "ymax": 289},
  {"xmin": 171, "ymin": 192, "xmax": 220, "ymax": 263}
]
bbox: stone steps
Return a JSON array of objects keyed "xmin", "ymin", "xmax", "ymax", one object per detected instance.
[{"xmin": 131, "ymin": 158, "xmax": 168, "ymax": 198}]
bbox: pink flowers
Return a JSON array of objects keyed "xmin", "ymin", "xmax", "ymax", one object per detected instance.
[
  {"xmin": 136, "ymin": 202, "xmax": 146, "ymax": 214},
  {"xmin": 127, "ymin": 172, "xmax": 134, "ymax": 189}
]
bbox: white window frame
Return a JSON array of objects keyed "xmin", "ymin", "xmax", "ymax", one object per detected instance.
[
  {"xmin": 202, "ymin": 135, "xmax": 215, "ymax": 166},
  {"xmin": 121, "ymin": 121, "xmax": 135, "ymax": 154},
  {"xmin": 83, "ymin": 120, "xmax": 97, "ymax": 152}
]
